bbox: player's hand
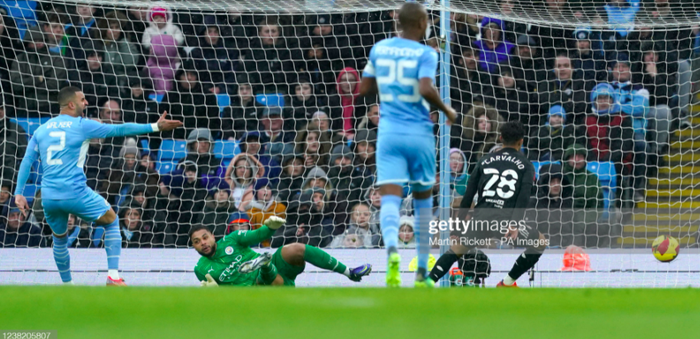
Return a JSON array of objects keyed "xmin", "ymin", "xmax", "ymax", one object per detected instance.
[
  {"xmin": 264, "ymin": 216, "xmax": 286, "ymax": 230},
  {"xmin": 14, "ymin": 195, "xmax": 28, "ymax": 217},
  {"xmin": 444, "ymin": 107, "xmax": 458, "ymax": 125},
  {"xmin": 200, "ymin": 274, "xmax": 218, "ymax": 287},
  {"xmin": 157, "ymin": 111, "xmax": 183, "ymax": 132}
]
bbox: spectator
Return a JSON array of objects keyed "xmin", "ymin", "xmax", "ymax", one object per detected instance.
[
  {"xmin": 92, "ymin": 11, "xmax": 141, "ymax": 95},
  {"xmin": 537, "ymin": 54, "xmax": 589, "ymax": 125},
  {"xmin": 168, "ymin": 162, "xmax": 207, "ymax": 246},
  {"xmin": 224, "ymin": 153, "xmax": 264, "ymax": 210},
  {"xmin": 599, "ymin": 0, "xmax": 641, "ymax": 39},
  {"xmin": 260, "ymin": 106, "xmax": 295, "ymax": 164},
  {"xmin": 526, "ymin": 0, "xmax": 575, "ymax": 62},
  {"xmin": 473, "ymin": 18, "xmax": 514, "ymax": 74},
  {"xmin": 0, "ymin": 102, "xmax": 27, "ymax": 181},
  {"xmin": 0, "ymin": 206, "xmax": 42, "ymax": 247},
  {"xmin": 69, "ymin": 48, "xmax": 118, "ymax": 115},
  {"xmin": 141, "ymin": 6, "xmax": 184, "ymax": 50},
  {"xmin": 509, "ymin": 34, "xmax": 547, "ymax": 93},
  {"xmin": 285, "ymin": 77, "xmax": 320, "ymax": 133},
  {"xmin": 276, "ymin": 153, "xmax": 305, "ymax": 205},
  {"xmin": 177, "ymin": 128, "xmax": 223, "ymax": 185},
  {"xmin": 84, "ymin": 126, "xmax": 117, "ymax": 190},
  {"xmin": 398, "ymin": 215, "xmax": 417, "ymax": 249},
  {"xmin": 529, "ymin": 163, "xmax": 573, "ymax": 247},
  {"xmin": 190, "ymin": 22, "xmax": 238, "ymax": 94},
  {"xmin": 40, "ymin": 12, "xmax": 69, "ymax": 56},
  {"xmin": 221, "ymin": 76, "xmax": 261, "ymax": 140},
  {"xmin": 452, "ymin": 103, "xmax": 504, "ymax": 169},
  {"xmin": 226, "ymin": 211, "xmax": 252, "ymax": 236},
  {"xmin": 310, "ymin": 110, "xmax": 346, "ymax": 147},
  {"xmin": 363, "ymin": 185, "xmax": 381, "ymax": 235},
  {"xmin": 356, "ymin": 101, "xmax": 379, "ymax": 132},
  {"xmin": 327, "ymin": 144, "xmax": 364, "ymax": 205},
  {"xmin": 0, "ymin": 8, "xmax": 22, "ymax": 96},
  {"xmin": 329, "ymin": 67, "xmax": 361, "ymax": 138},
  {"xmin": 119, "ymin": 204, "xmax": 165, "ymax": 248},
  {"xmin": 96, "ymin": 100, "xmax": 127, "ymax": 158},
  {"xmin": 492, "ymin": 66, "xmax": 531, "ymax": 123},
  {"xmin": 449, "ymin": 148, "xmax": 469, "ymax": 199},
  {"xmin": 121, "ymin": 183, "xmax": 172, "ymax": 247},
  {"xmin": 122, "ymin": 77, "xmax": 159, "ymax": 125},
  {"xmin": 527, "ymin": 105, "xmax": 585, "ymax": 161},
  {"xmin": 159, "ymin": 67, "xmax": 219, "ymax": 139},
  {"xmin": 10, "ymin": 25, "xmax": 67, "ymax": 117},
  {"xmin": 101, "ymin": 143, "xmax": 159, "ymax": 207},
  {"xmin": 244, "ymin": 17, "xmax": 301, "ymax": 93},
  {"xmin": 352, "ymin": 128, "xmax": 377, "ymax": 183},
  {"xmin": 142, "ymin": 34, "xmax": 179, "ymax": 95},
  {"xmin": 125, "ymin": 6, "xmax": 148, "ymax": 45},
  {"xmin": 301, "ymin": 40, "xmax": 334, "ymax": 96},
  {"xmin": 570, "ymin": 27, "xmax": 607, "ymax": 85},
  {"xmin": 640, "ymin": 46, "xmax": 674, "ymax": 155},
  {"xmin": 450, "ymin": 46, "xmax": 491, "ymax": 110},
  {"xmin": 65, "ymin": 4, "xmax": 98, "ymax": 68},
  {"xmin": 248, "ymin": 178, "xmax": 286, "ymax": 247},
  {"xmin": 300, "ymin": 166, "xmax": 348, "ymax": 234},
  {"xmin": 270, "ymin": 190, "xmax": 314, "ymax": 248},
  {"xmin": 0, "ymin": 180, "xmax": 12, "ymax": 218},
  {"xmin": 561, "ymin": 144, "xmax": 605, "ymax": 247},
  {"xmin": 66, "ymin": 214, "xmax": 92, "ymax": 248},
  {"xmin": 294, "ymin": 124, "xmax": 331, "ymax": 173},
  {"xmin": 237, "ymin": 132, "xmax": 282, "ymax": 184},
  {"xmin": 201, "ymin": 181, "xmax": 237, "ymax": 240},
  {"xmin": 330, "ymin": 202, "xmax": 377, "ymax": 248},
  {"xmin": 208, "ymin": 9, "xmax": 254, "ymax": 51}
]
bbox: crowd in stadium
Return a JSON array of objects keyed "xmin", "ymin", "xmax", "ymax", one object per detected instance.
[{"xmin": 0, "ymin": 0, "xmax": 696, "ymax": 248}]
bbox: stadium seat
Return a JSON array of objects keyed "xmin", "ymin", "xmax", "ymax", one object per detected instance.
[
  {"xmin": 158, "ymin": 139, "xmax": 188, "ymax": 161},
  {"xmin": 212, "ymin": 140, "xmax": 239, "ymax": 160},
  {"xmin": 587, "ymin": 161, "xmax": 617, "ymax": 210},
  {"xmin": 140, "ymin": 139, "xmax": 149, "ymax": 151},
  {"xmin": 216, "ymin": 94, "xmax": 231, "ymax": 115},
  {"xmin": 10, "ymin": 117, "xmax": 50, "ymax": 138},
  {"xmin": 255, "ymin": 93, "xmax": 285, "ymax": 107},
  {"xmin": 0, "ymin": 1, "xmax": 38, "ymax": 39},
  {"xmin": 155, "ymin": 160, "xmax": 179, "ymax": 175}
]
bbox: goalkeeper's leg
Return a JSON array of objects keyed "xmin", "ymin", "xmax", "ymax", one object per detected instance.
[
  {"xmin": 280, "ymin": 243, "xmax": 372, "ymax": 283},
  {"xmin": 428, "ymin": 243, "xmax": 473, "ymax": 283}
]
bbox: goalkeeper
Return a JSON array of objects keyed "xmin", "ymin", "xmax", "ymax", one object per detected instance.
[{"xmin": 192, "ymin": 216, "xmax": 372, "ymax": 286}]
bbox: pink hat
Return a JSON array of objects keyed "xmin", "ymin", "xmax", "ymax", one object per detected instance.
[{"xmin": 150, "ymin": 7, "xmax": 167, "ymax": 21}]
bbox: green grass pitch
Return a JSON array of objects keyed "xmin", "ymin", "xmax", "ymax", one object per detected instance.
[{"xmin": 1, "ymin": 287, "xmax": 699, "ymax": 338}]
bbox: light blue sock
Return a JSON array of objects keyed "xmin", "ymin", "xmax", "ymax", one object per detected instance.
[
  {"xmin": 104, "ymin": 218, "xmax": 122, "ymax": 270},
  {"xmin": 52, "ymin": 235, "xmax": 71, "ymax": 283},
  {"xmin": 380, "ymin": 195, "xmax": 402, "ymax": 253},
  {"xmin": 414, "ymin": 197, "xmax": 432, "ymax": 271}
]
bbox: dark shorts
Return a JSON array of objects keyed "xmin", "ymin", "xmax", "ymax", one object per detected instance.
[{"xmin": 272, "ymin": 247, "xmax": 305, "ymax": 286}]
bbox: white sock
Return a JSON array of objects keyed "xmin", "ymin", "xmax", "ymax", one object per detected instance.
[
  {"xmin": 64, "ymin": 281, "xmax": 74, "ymax": 285},
  {"xmin": 343, "ymin": 267, "xmax": 350, "ymax": 277},
  {"xmin": 503, "ymin": 275, "xmax": 516, "ymax": 286},
  {"xmin": 108, "ymin": 269, "xmax": 120, "ymax": 280}
]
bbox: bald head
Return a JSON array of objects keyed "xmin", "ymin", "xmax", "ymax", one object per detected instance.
[{"xmin": 398, "ymin": 2, "xmax": 428, "ymax": 36}]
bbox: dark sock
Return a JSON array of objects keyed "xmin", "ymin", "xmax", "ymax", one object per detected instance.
[
  {"xmin": 428, "ymin": 251, "xmax": 459, "ymax": 282},
  {"xmin": 257, "ymin": 263, "xmax": 278, "ymax": 285},
  {"xmin": 507, "ymin": 252, "xmax": 542, "ymax": 280}
]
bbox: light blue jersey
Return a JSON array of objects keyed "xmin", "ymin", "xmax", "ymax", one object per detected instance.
[
  {"xmin": 15, "ymin": 115, "xmax": 157, "ymax": 200},
  {"xmin": 363, "ymin": 37, "xmax": 438, "ymax": 137}
]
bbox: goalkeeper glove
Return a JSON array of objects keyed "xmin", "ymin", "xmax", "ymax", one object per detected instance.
[
  {"xmin": 200, "ymin": 274, "xmax": 218, "ymax": 287},
  {"xmin": 264, "ymin": 216, "xmax": 286, "ymax": 230}
]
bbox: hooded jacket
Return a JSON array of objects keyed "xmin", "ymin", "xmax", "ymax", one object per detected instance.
[
  {"xmin": 562, "ymin": 144, "xmax": 604, "ymax": 215},
  {"xmin": 452, "ymin": 103, "xmax": 504, "ymax": 170},
  {"xmin": 527, "ymin": 106, "xmax": 585, "ymax": 161},
  {"xmin": 329, "ymin": 67, "xmax": 361, "ymax": 133},
  {"xmin": 142, "ymin": 7, "xmax": 184, "ymax": 49},
  {"xmin": 143, "ymin": 34, "xmax": 179, "ymax": 94}
]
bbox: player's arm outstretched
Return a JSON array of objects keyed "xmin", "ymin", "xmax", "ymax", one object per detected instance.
[
  {"xmin": 231, "ymin": 216, "xmax": 286, "ymax": 247},
  {"xmin": 83, "ymin": 111, "xmax": 182, "ymax": 139},
  {"xmin": 13, "ymin": 136, "xmax": 40, "ymax": 214}
]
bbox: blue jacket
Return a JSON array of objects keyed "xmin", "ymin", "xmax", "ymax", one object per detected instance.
[
  {"xmin": 602, "ymin": 0, "xmax": 641, "ymax": 38},
  {"xmin": 610, "ymin": 81, "xmax": 650, "ymax": 136}
]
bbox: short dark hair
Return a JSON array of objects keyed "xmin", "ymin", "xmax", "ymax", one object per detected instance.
[
  {"xmin": 58, "ymin": 86, "xmax": 81, "ymax": 107},
  {"xmin": 188, "ymin": 225, "xmax": 211, "ymax": 239},
  {"xmin": 500, "ymin": 121, "xmax": 525, "ymax": 145},
  {"xmin": 398, "ymin": 2, "xmax": 427, "ymax": 31}
]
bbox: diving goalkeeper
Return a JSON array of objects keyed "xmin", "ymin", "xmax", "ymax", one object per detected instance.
[{"xmin": 191, "ymin": 216, "xmax": 372, "ymax": 286}]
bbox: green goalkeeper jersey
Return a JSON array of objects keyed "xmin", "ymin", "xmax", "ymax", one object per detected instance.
[{"xmin": 194, "ymin": 226, "xmax": 275, "ymax": 286}]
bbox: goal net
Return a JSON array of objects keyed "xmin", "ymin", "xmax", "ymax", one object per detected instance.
[{"xmin": 0, "ymin": 0, "xmax": 699, "ymax": 287}]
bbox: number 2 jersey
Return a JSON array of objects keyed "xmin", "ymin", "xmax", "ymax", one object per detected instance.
[
  {"xmin": 363, "ymin": 37, "xmax": 438, "ymax": 137},
  {"xmin": 16, "ymin": 114, "xmax": 157, "ymax": 199},
  {"xmin": 459, "ymin": 147, "xmax": 535, "ymax": 222}
]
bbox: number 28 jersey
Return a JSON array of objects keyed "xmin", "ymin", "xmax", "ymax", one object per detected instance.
[
  {"xmin": 363, "ymin": 37, "xmax": 438, "ymax": 137},
  {"xmin": 460, "ymin": 148, "xmax": 535, "ymax": 221}
]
